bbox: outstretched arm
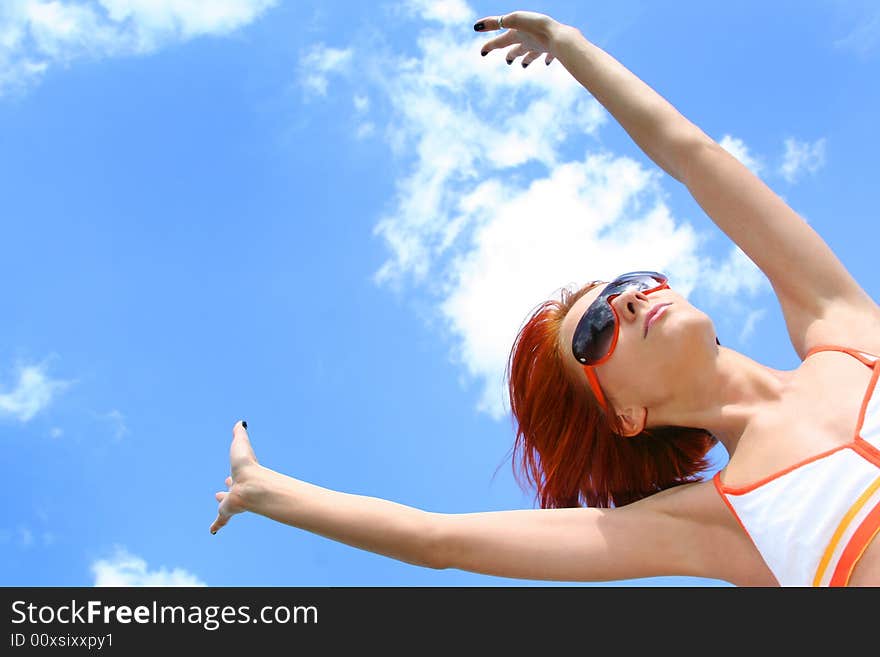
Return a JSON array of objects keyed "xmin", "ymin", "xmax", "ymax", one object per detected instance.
[
  {"xmin": 213, "ymin": 424, "xmax": 735, "ymax": 582},
  {"xmin": 478, "ymin": 12, "xmax": 880, "ymax": 357}
]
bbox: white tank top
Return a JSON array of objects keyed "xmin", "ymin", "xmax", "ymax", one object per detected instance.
[{"xmin": 713, "ymin": 345, "xmax": 880, "ymax": 586}]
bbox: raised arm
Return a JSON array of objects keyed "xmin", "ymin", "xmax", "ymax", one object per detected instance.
[{"xmin": 477, "ymin": 12, "xmax": 880, "ymax": 357}]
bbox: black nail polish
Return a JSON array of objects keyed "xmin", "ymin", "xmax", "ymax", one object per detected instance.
[
  {"xmin": 546, "ymin": 60, "xmax": 551, "ymax": 66},
  {"xmin": 481, "ymin": 51, "xmax": 487, "ymax": 57},
  {"xmin": 211, "ymin": 530, "xmax": 216, "ymax": 535},
  {"xmin": 242, "ymin": 420, "xmax": 248, "ymax": 430},
  {"xmin": 473, "ymin": 22, "xmax": 485, "ymax": 31},
  {"xmin": 522, "ymin": 62, "xmax": 529, "ymax": 68},
  {"xmin": 506, "ymin": 59, "xmax": 512, "ymax": 65}
]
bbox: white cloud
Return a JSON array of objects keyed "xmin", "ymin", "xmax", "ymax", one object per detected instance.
[
  {"xmin": 369, "ymin": 26, "xmax": 608, "ymax": 287},
  {"xmin": 92, "ymin": 546, "xmax": 205, "ymax": 586},
  {"xmin": 19, "ymin": 526, "xmax": 34, "ymax": 548},
  {"xmin": 0, "ymin": 0, "xmax": 277, "ymax": 96},
  {"xmin": 718, "ymin": 134, "xmax": 764, "ymax": 176},
  {"xmin": 100, "ymin": 0, "xmax": 276, "ymax": 43},
  {"xmin": 403, "ymin": 0, "xmax": 473, "ymax": 25},
  {"xmin": 299, "ymin": 43, "xmax": 352, "ymax": 96},
  {"xmin": 780, "ymin": 137, "xmax": 827, "ymax": 184},
  {"xmin": 0, "ymin": 360, "xmax": 71, "ymax": 422},
  {"xmin": 355, "ymin": 121, "xmax": 375, "ymax": 139},
  {"xmin": 306, "ymin": 2, "xmax": 773, "ymax": 419},
  {"xmin": 702, "ymin": 244, "xmax": 770, "ymax": 298},
  {"xmin": 98, "ymin": 408, "xmax": 128, "ymax": 441},
  {"xmin": 738, "ymin": 308, "xmax": 767, "ymax": 343},
  {"xmin": 353, "ymin": 93, "xmax": 369, "ymax": 112},
  {"xmin": 833, "ymin": 8, "xmax": 880, "ymax": 56}
]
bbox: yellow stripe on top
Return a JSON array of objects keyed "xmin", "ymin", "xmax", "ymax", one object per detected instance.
[{"xmin": 813, "ymin": 474, "xmax": 880, "ymax": 586}]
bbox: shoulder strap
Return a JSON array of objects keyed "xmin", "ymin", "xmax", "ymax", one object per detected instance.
[{"xmin": 804, "ymin": 345, "xmax": 878, "ymax": 368}]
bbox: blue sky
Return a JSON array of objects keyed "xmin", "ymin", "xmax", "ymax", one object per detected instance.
[{"xmin": 2, "ymin": 0, "xmax": 878, "ymax": 587}]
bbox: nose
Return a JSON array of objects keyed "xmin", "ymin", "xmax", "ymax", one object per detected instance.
[{"xmin": 611, "ymin": 288, "xmax": 651, "ymax": 324}]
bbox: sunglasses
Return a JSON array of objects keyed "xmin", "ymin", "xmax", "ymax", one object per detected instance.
[{"xmin": 571, "ymin": 271, "xmax": 669, "ymax": 411}]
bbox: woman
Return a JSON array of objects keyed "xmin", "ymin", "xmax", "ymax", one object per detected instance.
[{"xmin": 210, "ymin": 11, "xmax": 880, "ymax": 586}]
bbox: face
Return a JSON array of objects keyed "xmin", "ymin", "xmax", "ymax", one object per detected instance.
[{"xmin": 558, "ymin": 277, "xmax": 716, "ymax": 414}]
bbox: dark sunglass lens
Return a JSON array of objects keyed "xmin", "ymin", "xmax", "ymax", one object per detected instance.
[{"xmin": 572, "ymin": 303, "xmax": 615, "ymax": 364}]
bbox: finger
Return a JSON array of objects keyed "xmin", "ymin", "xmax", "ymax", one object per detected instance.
[
  {"xmin": 225, "ymin": 476, "xmax": 233, "ymax": 488},
  {"xmin": 210, "ymin": 512, "xmax": 228, "ymax": 535},
  {"xmin": 505, "ymin": 44, "xmax": 529, "ymax": 65},
  {"xmin": 473, "ymin": 15, "xmax": 506, "ymax": 32},
  {"xmin": 480, "ymin": 30, "xmax": 518, "ymax": 56},
  {"xmin": 215, "ymin": 491, "xmax": 227, "ymax": 502},
  {"xmin": 521, "ymin": 51, "xmax": 542, "ymax": 68},
  {"xmin": 545, "ymin": 53, "xmax": 555, "ymax": 66}
]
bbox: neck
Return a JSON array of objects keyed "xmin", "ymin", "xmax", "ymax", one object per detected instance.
[{"xmin": 648, "ymin": 347, "xmax": 794, "ymax": 454}]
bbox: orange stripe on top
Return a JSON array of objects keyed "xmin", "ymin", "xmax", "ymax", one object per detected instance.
[
  {"xmin": 853, "ymin": 438, "xmax": 880, "ymax": 466},
  {"xmin": 813, "ymin": 475, "xmax": 880, "ymax": 586},
  {"xmin": 804, "ymin": 345, "xmax": 878, "ymax": 369},
  {"xmin": 717, "ymin": 445, "xmax": 849, "ymax": 496},
  {"xmin": 829, "ymin": 500, "xmax": 880, "ymax": 586},
  {"xmin": 854, "ymin": 361, "xmax": 880, "ymax": 438},
  {"xmin": 712, "ymin": 472, "xmax": 751, "ymax": 538}
]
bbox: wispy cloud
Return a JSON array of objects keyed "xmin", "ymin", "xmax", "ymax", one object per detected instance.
[
  {"xmin": 833, "ymin": 6, "xmax": 880, "ymax": 56},
  {"xmin": 91, "ymin": 546, "xmax": 205, "ymax": 586},
  {"xmin": 0, "ymin": 0, "xmax": 277, "ymax": 97},
  {"xmin": 0, "ymin": 359, "xmax": 72, "ymax": 422},
  {"xmin": 738, "ymin": 308, "xmax": 767, "ymax": 343},
  {"xmin": 19, "ymin": 526, "xmax": 33, "ymax": 548},
  {"xmin": 298, "ymin": 43, "xmax": 352, "ymax": 97},
  {"xmin": 0, "ymin": 524, "xmax": 54, "ymax": 548},
  {"xmin": 718, "ymin": 134, "xmax": 765, "ymax": 176},
  {"xmin": 779, "ymin": 137, "xmax": 827, "ymax": 184},
  {"xmin": 401, "ymin": 0, "xmax": 473, "ymax": 25},
  {"xmin": 353, "ymin": 93, "xmax": 369, "ymax": 112},
  {"xmin": 305, "ymin": 2, "xmax": 774, "ymax": 418},
  {"xmin": 94, "ymin": 408, "xmax": 128, "ymax": 441},
  {"xmin": 703, "ymin": 244, "xmax": 770, "ymax": 298}
]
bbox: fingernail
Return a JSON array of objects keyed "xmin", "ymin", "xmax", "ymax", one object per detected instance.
[
  {"xmin": 211, "ymin": 530, "xmax": 216, "ymax": 535},
  {"xmin": 522, "ymin": 62, "xmax": 529, "ymax": 68},
  {"xmin": 481, "ymin": 50, "xmax": 487, "ymax": 57},
  {"xmin": 506, "ymin": 59, "xmax": 512, "ymax": 65},
  {"xmin": 473, "ymin": 22, "xmax": 485, "ymax": 31},
  {"xmin": 546, "ymin": 61, "xmax": 551, "ymax": 66},
  {"xmin": 242, "ymin": 420, "xmax": 248, "ymax": 430}
]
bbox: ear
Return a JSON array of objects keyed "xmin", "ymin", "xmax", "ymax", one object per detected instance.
[{"xmin": 616, "ymin": 407, "xmax": 647, "ymax": 438}]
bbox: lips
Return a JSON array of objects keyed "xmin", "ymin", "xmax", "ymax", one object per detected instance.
[{"xmin": 644, "ymin": 303, "xmax": 671, "ymax": 338}]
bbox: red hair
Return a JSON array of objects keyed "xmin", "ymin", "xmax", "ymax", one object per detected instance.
[{"xmin": 505, "ymin": 281, "xmax": 717, "ymax": 509}]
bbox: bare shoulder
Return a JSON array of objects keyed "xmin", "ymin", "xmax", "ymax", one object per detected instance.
[{"xmin": 617, "ymin": 480, "xmax": 777, "ymax": 585}]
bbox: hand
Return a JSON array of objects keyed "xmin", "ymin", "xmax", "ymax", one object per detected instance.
[
  {"xmin": 474, "ymin": 11, "xmax": 567, "ymax": 67},
  {"xmin": 210, "ymin": 420, "xmax": 262, "ymax": 535}
]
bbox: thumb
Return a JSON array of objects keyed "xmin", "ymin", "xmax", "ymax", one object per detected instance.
[{"xmin": 230, "ymin": 419, "xmax": 257, "ymax": 465}]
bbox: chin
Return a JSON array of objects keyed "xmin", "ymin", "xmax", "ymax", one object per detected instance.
[{"xmin": 670, "ymin": 309, "xmax": 717, "ymax": 352}]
